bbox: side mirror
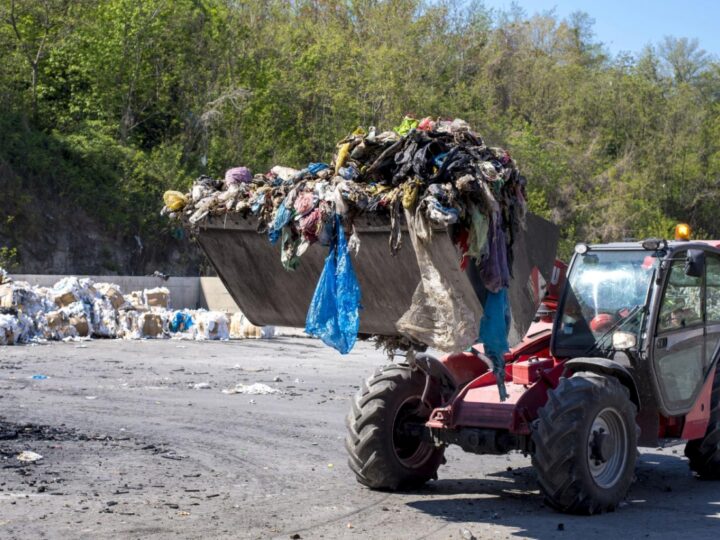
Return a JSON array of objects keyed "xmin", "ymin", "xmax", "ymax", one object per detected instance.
[{"xmin": 685, "ymin": 249, "xmax": 705, "ymax": 278}]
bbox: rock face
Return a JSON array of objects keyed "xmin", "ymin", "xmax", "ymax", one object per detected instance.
[{"xmin": 1, "ymin": 167, "xmax": 202, "ymax": 275}]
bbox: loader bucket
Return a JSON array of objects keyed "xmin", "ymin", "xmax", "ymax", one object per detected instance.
[{"xmin": 195, "ymin": 212, "xmax": 559, "ymax": 345}]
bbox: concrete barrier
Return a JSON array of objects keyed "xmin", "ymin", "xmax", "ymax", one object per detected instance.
[{"xmin": 13, "ymin": 275, "xmax": 238, "ymax": 312}]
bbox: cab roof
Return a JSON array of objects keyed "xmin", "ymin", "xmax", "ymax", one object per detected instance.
[{"xmin": 588, "ymin": 240, "xmax": 720, "ymax": 251}]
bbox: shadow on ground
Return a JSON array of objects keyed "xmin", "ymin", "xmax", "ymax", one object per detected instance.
[{"xmin": 406, "ymin": 453, "xmax": 720, "ymax": 539}]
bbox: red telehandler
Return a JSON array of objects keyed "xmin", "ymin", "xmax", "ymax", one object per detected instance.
[
  {"xmin": 195, "ymin": 212, "xmax": 718, "ymax": 514},
  {"xmin": 346, "ymin": 230, "xmax": 720, "ymax": 514}
]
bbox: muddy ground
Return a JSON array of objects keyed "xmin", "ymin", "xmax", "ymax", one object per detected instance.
[{"xmin": 0, "ymin": 339, "xmax": 719, "ymax": 539}]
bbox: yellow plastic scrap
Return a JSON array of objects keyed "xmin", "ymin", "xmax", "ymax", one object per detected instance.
[
  {"xmin": 394, "ymin": 116, "xmax": 419, "ymax": 136},
  {"xmin": 163, "ymin": 190, "xmax": 188, "ymax": 212},
  {"xmin": 334, "ymin": 127, "xmax": 366, "ymax": 175},
  {"xmin": 335, "ymin": 143, "xmax": 351, "ymax": 175},
  {"xmin": 402, "ymin": 180, "xmax": 420, "ymax": 210}
]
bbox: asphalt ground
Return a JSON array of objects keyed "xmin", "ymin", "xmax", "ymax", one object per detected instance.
[{"xmin": 1, "ymin": 338, "xmax": 719, "ymax": 539}]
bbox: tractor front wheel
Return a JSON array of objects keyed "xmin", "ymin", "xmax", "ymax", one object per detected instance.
[
  {"xmin": 532, "ymin": 371, "xmax": 638, "ymax": 514},
  {"xmin": 685, "ymin": 364, "xmax": 720, "ymax": 478},
  {"xmin": 346, "ymin": 364, "xmax": 444, "ymax": 490}
]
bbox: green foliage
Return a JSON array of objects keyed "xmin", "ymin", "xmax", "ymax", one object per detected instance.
[
  {"xmin": 0, "ymin": 246, "xmax": 20, "ymax": 271},
  {"xmin": 2, "ymin": 0, "xmax": 720, "ymax": 269}
]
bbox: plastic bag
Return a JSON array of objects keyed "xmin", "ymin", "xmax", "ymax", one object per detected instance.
[
  {"xmin": 396, "ymin": 208, "xmax": 481, "ymax": 352},
  {"xmin": 478, "ymin": 288, "xmax": 511, "ymax": 401},
  {"xmin": 305, "ymin": 216, "xmax": 361, "ymax": 354},
  {"xmin": 169, "ymin": 310, "xmax": 194, "ymax": 333},
  {"xmin": 163, "ymin": 190, "xmax": 188, "ymax": 211}
]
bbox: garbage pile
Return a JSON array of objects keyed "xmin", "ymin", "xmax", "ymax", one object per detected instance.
[
  {"xmin": 0, "ymin": 271, "xmax": 271, "ymax": 345},
  {"xmin": 165, "ymin": 116, "xmax": 527, "ymax": 396},
  {"xmin": 165, "ymin": 117, "xmax": 525, "ymax": 282}
]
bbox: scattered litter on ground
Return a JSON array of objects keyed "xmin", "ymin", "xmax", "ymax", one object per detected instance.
[
  {"xmin": 16, "ymin": 451, "xmax": 43, "ymax": 463},
  {"xmin": 221, "ymin": 383, "xmax": 282, "ymax": 395},
  {"xmin": 30, "ymin": 374, "xmax": 48, "ymax": 380},
  {"xmin": 190, "ymin": 382, "xmax": 212, "ymax": 390}
]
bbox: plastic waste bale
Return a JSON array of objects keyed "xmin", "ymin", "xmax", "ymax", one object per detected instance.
[
  {"xmin": 195, "ymin": 310, "xmax": 229, "ymax": 340},
  {"xmin": 95, "ymin": 283, "xmax": 127, "ymax": 310},
  {"xmin": 90, "ymin": 297, "xmax": 121, "ymax": 338},
  {"xmin": 167, "ymin": 309, "xmax": 196, "ymax": 339},
  {"xmin": 139, "ymin": 312, "xmax": 166, "ymax": 339},
  {"xmin": 41, "ymin": 310, "xmax": 76, "ymax": 340},
  {"xmin": 51, "ymin": 277, "xmax": 98, "ymax": 308},
  {"xmin": 119, "ymin": 310, "xmax": 142, "ymax": 339},
  {"xmin": 229, "ymin": 312, "xmax": 275, "ymax": 339},
  {"xmin": 143, "ymin": 287, "xmax": 170, "ymax": 310},
  {"xmin": 124, "ymin": 291, "xmax": 147, "ymax": 312},
  {"xmin": 15, "ymin": 313, "xmax": 35, "ymax": 343},
  {"xmin": 63, "ymin": 301, "xmax": 92, "ymax": 338},
  {"xmin": 0, "ymin": 313, "xmax": 23, "ymax": 345}
]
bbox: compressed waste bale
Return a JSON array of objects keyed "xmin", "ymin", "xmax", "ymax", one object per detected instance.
[
  {"xmin": 228, "ymin": 312, "xmax": 275, "ymax": 339},
  {"xmin": 95, "ymin": 283, "xmax": 126, "ymax": 310},
  {"xmin": 40, "ymin": 310, "xmax": 77, "ymax": 340},
  {"xmin": 0, "ymin": 283, "xmax": 13, "ymax": 308},
  {"xmin": 0, "ymin": 313, "xmax": 22, "ymax": 345},
  {"xmin": 143, "ymin": 287, "xmax": 170, "ymax": 309},
  {"xmin": 119, "ymin": 310, "xmax": 142, "ymax": 339},
  {"xmin": 70, "ymin": 314, "xmax": 90, "ymax": 337},
  {"xmin": 195, "ymin": 310, "xmax": 229, "ymax": 340},
  {"xmin": 51, "ymin": 277, "xmax": 98, "ymax": 307},
  {"xmin": 63, "ymin": 301, "xmax": 92, "ymax": 338},
  {"xmin": 167, "ymin": 309, "xmax": 196, "ymax": 339},
  {"xmin": 53, "ymin": 290, "xmax": 77, "ymax": 307},
  {"xmin": 0, "ymin": 270, "xmax": 198, "ymax": 345},
  {"xmin": 124, "ymin": 291, "xmax": 147, "ymax": 312},
  {"xmin": 90, "ymin": 298, "xmax": 120, "ymax": 338},
  {"xmin": 140, "ymin": 312, "xmax": 165, "ymax": 338}
]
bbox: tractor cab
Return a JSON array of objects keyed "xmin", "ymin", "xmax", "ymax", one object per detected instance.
[{"xmin": 554, "ymin": 236, "xmax": 720, "ymax": 421}]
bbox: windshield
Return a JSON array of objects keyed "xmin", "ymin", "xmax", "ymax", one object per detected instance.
[{"xmin": 554, "ymin": 249, "xmax": 659, "ymax": 354}]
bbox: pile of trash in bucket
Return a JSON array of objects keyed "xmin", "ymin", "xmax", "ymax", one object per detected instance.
[
  {"xmin": 0, "ymin": 269, "xmax": 273, "ymax": 345},
  {"xmin": 164, "ymin": 116, "xmax": 527, "ymax": 385},
  {"xmin": 164, "ymin": 116, "xmax": 525, "ymax": 283}
]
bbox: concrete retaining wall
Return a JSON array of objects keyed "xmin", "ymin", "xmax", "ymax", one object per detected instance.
[{"xmin": 13, "ymin": 275, "xmax": 240, "ymax": 312}]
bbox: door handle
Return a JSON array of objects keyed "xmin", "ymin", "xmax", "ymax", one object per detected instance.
[{"xmin": 656, "ymin": 337, "xmax": 668, "ymax": 349}]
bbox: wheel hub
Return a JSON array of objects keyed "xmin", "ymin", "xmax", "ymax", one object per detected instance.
[
  {"xmin": 392, "ymin": 396, "xmax": 435, "ymax": 469},
  {"xmin": 587, "ymin": 407, "xmax": 628, "ymax": 489},
  {"xmin": 589, "ymin": 428, "xmax": 610, "ymax": 464}
]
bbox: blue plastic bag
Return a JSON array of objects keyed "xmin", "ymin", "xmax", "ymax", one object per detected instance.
[
  {"xmin": 169, "ymin": 311, "xmax": 194, "ymax": 333},
  {"xmin": 305, "ymin": 215, "xmax": 361, "ymax": 354},
  {"xmin": 478, "ymin": 288, "xmax": 510, "ymax": 400},
  {"xmin": 268, "ymin": 203, "xmax": 293, "ymax": 244}
]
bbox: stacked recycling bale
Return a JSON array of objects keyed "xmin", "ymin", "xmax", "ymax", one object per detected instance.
[{"xmin": 0, "ymin": 271, "xmax": 265, "ymax": 345}]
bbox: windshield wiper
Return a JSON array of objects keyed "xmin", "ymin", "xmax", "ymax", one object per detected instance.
[{"xmin": 582, "ymin": 304, "xmax": 645, "ymax": 356}]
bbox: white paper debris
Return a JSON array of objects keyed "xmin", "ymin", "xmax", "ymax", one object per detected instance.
[
  {"xmin": 16, "ymin": 451, "xmax": 43, "ymax": 463},
  {"xmin": 222, "ymin": 383, "xmax": 282, "ymax": 395}
]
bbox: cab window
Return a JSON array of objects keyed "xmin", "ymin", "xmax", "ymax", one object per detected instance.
[{"xmin": 657, "ymin": 254, "xmax": 703, "ymax": 332}]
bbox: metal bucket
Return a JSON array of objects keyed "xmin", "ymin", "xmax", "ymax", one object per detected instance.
[{"xmin": 196, "ymin": 212, "xmax": 559, "ymax": 346}]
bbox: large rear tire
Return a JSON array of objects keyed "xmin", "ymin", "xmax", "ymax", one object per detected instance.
[
  {"xmin": 532, "ymin": 371, "xmax": 638, "ymax": 514},
  {"xmin": 685, "ymin": 365, "xmax": 720, "ymax": 478},
  {"xmin": 346, "ymin": 364, "xmax": 444, "ymax": 490}
]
